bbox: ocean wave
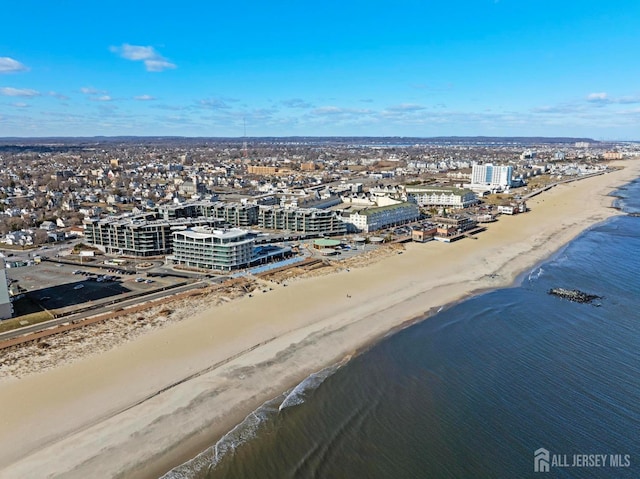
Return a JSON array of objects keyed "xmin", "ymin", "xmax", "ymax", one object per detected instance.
[
  {"xmin": 279, "ymin": 362, "xmax": 345, "ymax": 412},
  {"xmin": 160, "ymin": 397, "xmax": 280, "ymax": 479},
  {"xmin": 527, "ymin": 267, "xmax": 544, "ymax": 282},
  {"xmin": 161, "ymin": 359, "xmax": 348, "ymax": 478}
]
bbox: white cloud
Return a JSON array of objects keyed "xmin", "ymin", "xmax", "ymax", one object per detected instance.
[
  {"xmin": 116, "ymin": 44, "xmax": 156, "ymax": 61},
  {"xmin": 0, "ymin": 87, "xmax": 40, "ymax": 97},
  {"xmin": 81, "ymin": 87, "xmax": 107, "ymax": 95},
  {"xmin": 585, "ymin": 92, "xmax": 640, "ymax": 105},
  {"xmin": 81, "ymin": 88, "xmax": 113, "ymax": 102},
  {"xmin": 12, "ymin": 102, "xmax": 29, "ymax": 108},
  {"xmin": 49, "ymin": 91, "xmax": 69, "ymax": 100},
  {"xmin": 617, "ymin": 96, "xmax": 640, "ymax": 104},
  {"xmin": 386, "ymin": 103, "xmax": 426, "ymax": 112},
  {"xmin": 144, "ymin": 59, "xmax": 176, "ymax": 72},
  {"xmin": 134, "ymin": 94, "xmax": 156, "ymax": 101},
  {"xmin": 198, "ymin": 98, "xmax": 231, "ymax": 109},
  {"xmin": 313, "ymin": 106, "xmax": 344, "ymax": 114},
  {"xmin": 587, "ymin": 92, "xmax": 608, "ymax": 102},
  {"xmin": 0, "ymin": 57, "xmax": 28, "ymax": 73},
  {"xmin": 532, "ymin": 103, "xmax": 584, "ymax": 114},
  {"xmin": 281, "ymin": 98, "xmax": 314, "ymax": 109},
  {"xmin": 110, "ymin": 44, "xmax": 176, "ymax": 72}
]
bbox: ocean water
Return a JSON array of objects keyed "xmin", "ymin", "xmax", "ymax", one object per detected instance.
[{"xmin": 165, "ymin": 177, "xmax": 640, "ymax": 479}]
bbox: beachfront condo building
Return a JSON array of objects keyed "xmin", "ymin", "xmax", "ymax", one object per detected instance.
[
  {"xmin": 257, "ymin": 206, "xmax": 347, "ymax": 235},
  {"xmin": 404, "ymin": 186, "xmax": 477, "ymax": 209},
  {"xmin": 346, "ymin": 202, "xmax": 420, "ymax": 233},
  {"xmin": 157, "ymin": 200, "xmax": 219, "ymax": 221},
  {"xmin": 86, "ymin": 199, "xmax": 350, "ymax": 257},
  {"xmin": 157, "ymin": 201, "xmax": 258, "ymax": 228},
  {"xmin": 471, "ymin": 164, "xmax": 513, "ymax": 188},
  {"xmin": 169, "ymin": 227, "xmax": 255, "ymax": 271},
  {"xmin": 84, "ymin": 213, "xmax": 219, "ymax": 257}
]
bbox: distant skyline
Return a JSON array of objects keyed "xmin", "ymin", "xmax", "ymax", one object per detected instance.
[{"xmin": 2, "ymin": 1, "xmax": 639, "ymax": 139}]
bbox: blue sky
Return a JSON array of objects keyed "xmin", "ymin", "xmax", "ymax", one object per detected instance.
[{"xmin": 1, "ymin": 0, "xmax": 639, "ymax": 138}]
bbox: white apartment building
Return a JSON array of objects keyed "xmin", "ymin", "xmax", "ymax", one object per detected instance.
[
  {"xmin": 471, "ymin": 164, "xmax": 513, "ymax": 188},
  {"xmin": 170, "ymin": 227, "xmax": 255, "ymax": 271},
  {"xmin": 84, "ymin": 213, "xmax": 219, "ymax": 257},
  {"xmin": 347, "ymin": 201, "xmax": 420, "ymax": 233},
  {"xmin": 257, "ymin": 206, "xmax": 346, "ymax": 235},
  {"xmin": 404, "ymin": 186, "xmax": 477, "ymax": 209}
]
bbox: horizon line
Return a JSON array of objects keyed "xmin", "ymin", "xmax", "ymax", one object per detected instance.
[{"xmin": 2, "ymin": 135, "xmax": 633, "ymax": 142}]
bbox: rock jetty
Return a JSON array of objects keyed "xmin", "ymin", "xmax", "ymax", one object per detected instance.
[{"xmin": 548, "ymin": 288, "xmax": 601, "ymax": 304}]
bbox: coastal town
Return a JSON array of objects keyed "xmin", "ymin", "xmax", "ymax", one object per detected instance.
[
  {"xmin": 0, "ymin": 137, "xmax": 638, "ymax": 346},
  {"xmin": 4, "ymin": 2, "xmax": 640, "ymax": 477},
  {"xmin": 1, "ymin": 139, "xmax": 638, "ymax": 479}
]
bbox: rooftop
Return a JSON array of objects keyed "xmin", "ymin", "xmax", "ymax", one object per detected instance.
[
  {"xmin": 313, "ymin": 238, "xmax": 341, "ymax": 247},
  {"xmin": 405, "ymin": 185, "xmax": 473, "ymax": 195},
  {"xmin": 358, "ymin": 202, "xmax": 417, "ymax": 216},
  {"xmin": 176, "ymin": 226, "xmax": 250, "ymax": 240}
]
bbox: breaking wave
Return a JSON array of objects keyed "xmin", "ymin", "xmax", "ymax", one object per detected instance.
[
  {"xmin": 527, "ymin": 267, "xmax": 544, "ymax": 282},
  {"xmin": 279, "ymin": 362, "xmax": 343, "ymax": 412},
  {"xmin": 160, "ymin": 397, "xmax": 280, "ymax": 479},
  {"xmin": 161, "ymin": 360, "xmax": 346, "ymax": 478}
]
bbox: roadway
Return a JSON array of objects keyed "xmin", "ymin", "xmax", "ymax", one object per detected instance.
[{"xmin": 0, "ymin": 280, "xmax": 206, "ymax": 342}]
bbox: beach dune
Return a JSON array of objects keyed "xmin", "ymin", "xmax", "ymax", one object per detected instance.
[{"xmin": 0, "ymin": 161, "xmax": 638, "ymax": 478}]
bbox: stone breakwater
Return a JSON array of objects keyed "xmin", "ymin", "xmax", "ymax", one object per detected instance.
[{"xmin": 548, "ymin": 288, "xmax": 602, "ymax": 304}]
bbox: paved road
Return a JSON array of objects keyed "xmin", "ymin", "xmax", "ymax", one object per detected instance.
[
  {"xmin": 521, "ymin": 171, "xmax": 607, "ymax": 200},
  {"xmin": 0, "ymin": 281, "xmax": 206, "ymax": 342},
  {"xmin": 0, "ymin": 239, "xmax": 82, "ymax": 261}
]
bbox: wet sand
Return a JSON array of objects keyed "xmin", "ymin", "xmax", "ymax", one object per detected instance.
[{"xmin": 0, "ymin": 160, "xmax": 638, "ymax": 478}]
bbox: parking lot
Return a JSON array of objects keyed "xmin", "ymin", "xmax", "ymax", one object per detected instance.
[{"xmin": 7, "ymin": 260, "xmax": 182, "ymax": 313}]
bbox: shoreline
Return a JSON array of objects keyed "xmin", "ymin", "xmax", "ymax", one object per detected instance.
[{"xmin": 0, "ymin": 160, "xmax": 639, "ymax": 479}]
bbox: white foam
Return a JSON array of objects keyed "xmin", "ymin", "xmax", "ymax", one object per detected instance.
[
  {"xmin": 160, "ymin": 398, "xmax": 279, "ymax": 478},
  {"xmin": 528, "ymin": 267, "xmax": 544, "ymax": 282},
  {"xmin": 162, "ymin": 359, "xmax": 348, "ymax": 478},
  {"xmin": 279, "ymin": 363, "xmax": 342, "ymax": 412}
]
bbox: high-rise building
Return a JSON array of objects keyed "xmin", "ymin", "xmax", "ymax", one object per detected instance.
[{"xmin": 471, "ymin": 164, "xmax": 513, "ymax": 188}]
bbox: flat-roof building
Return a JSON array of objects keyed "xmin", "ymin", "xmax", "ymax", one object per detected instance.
[
  {"xmin": 157, "ymin": 200, "xmax": 256, "ymax": 228},
  {"xmin": 170, "ymin": 227, "xmax": 255, "ymax": 271},
  {"xmin": 84, "ymin": 213, "xmax": 219, "ymax": 257},
  {"xmin": 257, "ymin": 206, "xmax": 347, "ymax": 235},
  {"xmin": 434, "ymin": 215, "xmax": 478, "ymax": 237},
  {"xmin": 404, "ymin": 186, "xmax": 477, "ymax": 209},
  {"xmin": 471, "ymin": 164, "xmax": 513, "ymax": 188},
  {"xmin": 347, "ymin": 202, "xmax": 419, "ymax": 233}
]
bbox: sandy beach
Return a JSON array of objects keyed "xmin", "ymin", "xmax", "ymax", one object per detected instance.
[{"xmin": 0, "ymin": 160, "xmax": 638, "ymax": 479}]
